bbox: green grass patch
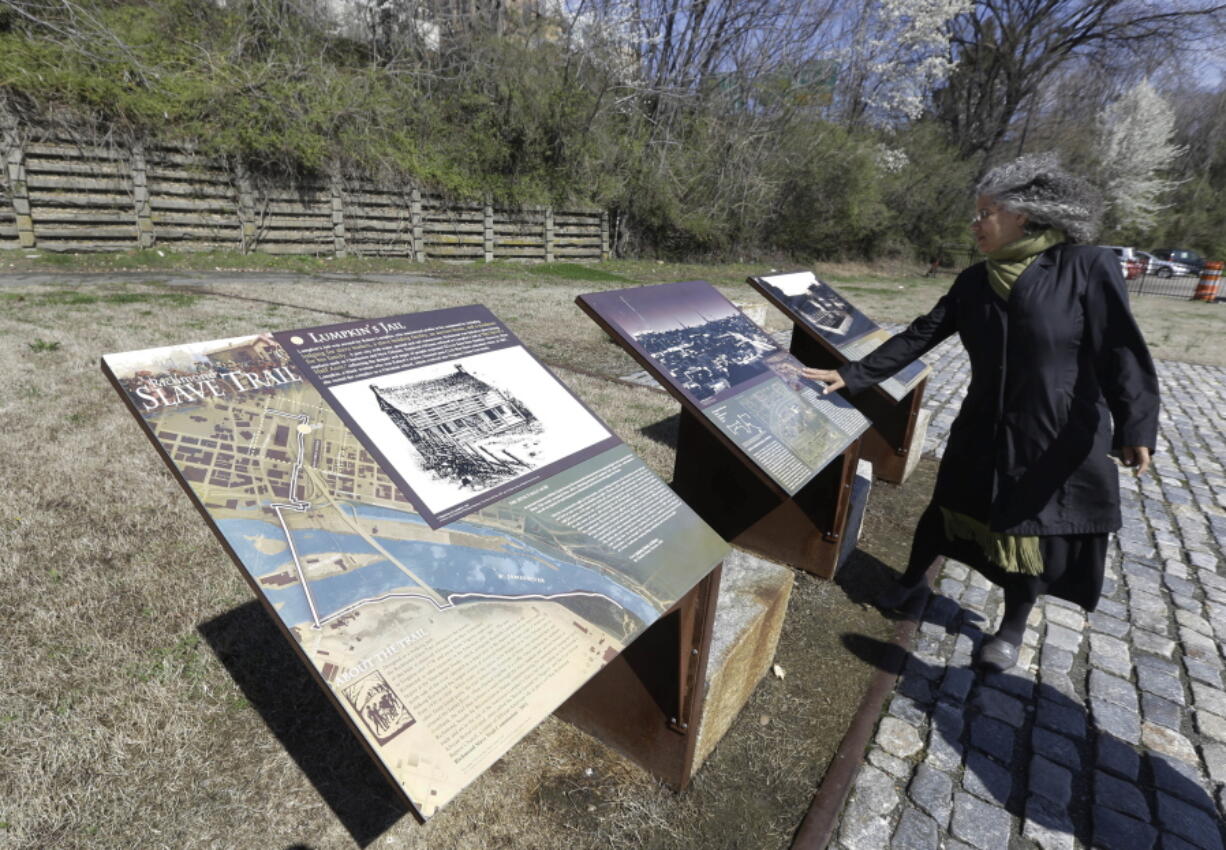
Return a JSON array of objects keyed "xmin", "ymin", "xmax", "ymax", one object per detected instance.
[
  {"xmin": 0, "ymin": 290, "xmax": 198, "ymax": 308},
  {"xmin": 19, "ymin": 248, "xmax": 431, "ymax": 275},
  {"xmin": 531, "ymin": 262, "xmax": 632, "ymax": 283},
  {"xmin": 26, "ymin": 338, "xmax": 61, "ymax": 352},
  {"xmin": 127, "ymin": 634, "xmax": 208, "ymax": 685},
  {"xmin": 29, "ymin": 253, "xmax": 78, "ymax": 267}
]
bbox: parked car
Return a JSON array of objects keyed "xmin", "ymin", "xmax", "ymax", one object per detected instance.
[
  {"xmin": 1134, "ymin": 250, "xmax": 1191, "ymax": 278},
  {"xmin": 1103, "ymin": 246, "xmax": 1144, "ymax": 280},
  {"xmin": 1150, "ymin": 248, "xmax": 1205, "ymax": 274}
]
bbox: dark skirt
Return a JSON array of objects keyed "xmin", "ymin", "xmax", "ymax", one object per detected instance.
[{"xmin": 905, "ymin": 503, "xmax": 1109, "ymax": 612}]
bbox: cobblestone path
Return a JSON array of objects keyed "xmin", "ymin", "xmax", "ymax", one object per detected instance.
[
  {"xmin": 621, "ymin": 326, "xmax": 1226, "ymax": 848},
  {"xmin": 838, "ymin": 335, "xmax": 1226, "ymax": 850}
]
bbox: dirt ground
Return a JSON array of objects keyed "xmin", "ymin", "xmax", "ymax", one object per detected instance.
[
  {"xmin": 0, "ymin": 267, "xmax": 934, "ymax": 849},
  {"xmin": 4, "ymin": 249, "xmax": 1218, "ymax": 365}
]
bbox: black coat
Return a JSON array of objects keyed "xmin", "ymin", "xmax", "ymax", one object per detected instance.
[{"xmin": 840, "ymin": 243, "xmax": 1160, "ymax": 536}]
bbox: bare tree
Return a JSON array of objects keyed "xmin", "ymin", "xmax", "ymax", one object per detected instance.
[
  {"xmin": 933, "ymin": 0, "xmax": 1226, "ymax": 170},
  {"xmin": 834, "ymin": 0, "xmax": 969, "ymax": 126}
]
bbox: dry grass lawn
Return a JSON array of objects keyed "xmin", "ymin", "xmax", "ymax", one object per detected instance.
[
  {"xmin": 0, "ymin": 270, "xmax": 907, "ymax": 850},
  {"xmin": 1, "ymin": 250, "xmax": 1215, "ymax": 848}
]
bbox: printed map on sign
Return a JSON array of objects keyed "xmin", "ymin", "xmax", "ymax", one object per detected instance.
[
  {"xmin": 103, "ymin": 325, "xmax": 727, "ymax": 821},
  {"xmin": 748, "ymin": 271, "xmax": 930, "ymax": 402}
]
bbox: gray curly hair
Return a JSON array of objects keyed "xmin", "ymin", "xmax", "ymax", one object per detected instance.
[{"xmin": 976, "ymin": 153, "xmax": 1103, "ymax": 244}]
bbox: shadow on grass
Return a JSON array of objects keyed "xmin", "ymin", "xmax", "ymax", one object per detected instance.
[
  {"xmin": 639, "ymin": 413, "xmax": 680, "ymax": 449},
  {"xmin": 198, "ymin": 602, "xmax": 413, "ymax": 846},
  {"xmin": 835, "ymin": 551, "xmax": 984, "ymax": 636},
  {"xmin": 842, "ymin": 615, "xmax": 1225, "ymax": 850}
]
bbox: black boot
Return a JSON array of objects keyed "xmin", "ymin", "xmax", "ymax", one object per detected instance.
[{"xmin": 978, "ymin": 636, "xmax": 1021, "ymax": 672}]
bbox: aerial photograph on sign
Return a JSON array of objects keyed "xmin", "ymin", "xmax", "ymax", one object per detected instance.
[
  {"xmin": 102, "ymin": 331, "xmax": 727, "ymax": 821},
  {"xmin": 749, "ymin": 271, "xmax": 930, "ymax": 401},
  {"xmin": 578, "ymin": 281, "xmax": 870, "ymax": 494},
  {"xmin": 578, "ymin": 280, "xmax": 789, "ymax": 406}
]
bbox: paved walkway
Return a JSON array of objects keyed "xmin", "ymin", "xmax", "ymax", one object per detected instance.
[{"xmin": 836, "ymin": 335, "xmax": 1226, "ymax": 850}]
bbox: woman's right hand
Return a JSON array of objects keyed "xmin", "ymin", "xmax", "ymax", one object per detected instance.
[{"xmin": 800, "ymin": 367, "xmax": 845, "ymax": 395}]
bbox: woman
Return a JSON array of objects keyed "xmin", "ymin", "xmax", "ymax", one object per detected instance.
[{"xmin": 804, "ymin": 154, "xmax": 1160, "ymax": 672}]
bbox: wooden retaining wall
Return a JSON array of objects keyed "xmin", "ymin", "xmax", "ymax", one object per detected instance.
[
  {"xmin": 0, "ymin": 135, "xmax": 609, "ymax": 261},
  {"xmin": 0, "ymin": 149, "xmax": 16, "ymax": 250}
]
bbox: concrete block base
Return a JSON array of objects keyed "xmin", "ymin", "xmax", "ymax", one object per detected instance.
[
  {"xmin": 838, "ymin": 459, "xmax": 874, "ymax": 569},
  {"xmin": 693, "ymin": 548, "xmax": 794, "ymax": 771},
  {"xmin": 902, "ymin": 406, "xmax": 932, "ymax": 483}
]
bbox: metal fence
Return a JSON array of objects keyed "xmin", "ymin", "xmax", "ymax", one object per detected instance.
[
  {"xmin": 933, "ymin": 244, "xmax": 1219, "ymax": 301},
  {"xmin": 1125, "ymin": 271, "xmax": 1206, "ymax": 299}
]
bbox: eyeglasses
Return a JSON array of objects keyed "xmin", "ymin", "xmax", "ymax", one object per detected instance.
[{"xmin": 970, "ymin": 207, "xmax": 1000, "ymax": 225}]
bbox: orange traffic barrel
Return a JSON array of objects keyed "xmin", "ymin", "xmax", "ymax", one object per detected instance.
[{"xmin": 1194, "ymin": 261, "xmax": 1223, "ymax": 302}]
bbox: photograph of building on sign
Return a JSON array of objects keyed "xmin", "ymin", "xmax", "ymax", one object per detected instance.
[
  {"xmin": 590, "ymin": 280, "xmax": 785, "ymax": 405},
  {"xmin": 329, "ymin": 346, "xmax": 613, "ymax": 524},
  {"xmin": 750, "ymin": 271, "xmax": 930, "ymax": 401},
  {"xmin": 579, "ymin": 281, "xmax": 871, "ymax": 495}
]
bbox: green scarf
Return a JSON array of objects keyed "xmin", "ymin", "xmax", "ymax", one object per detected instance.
[
  {"xmin": 985, "ymin": 229, "xmax": 1066, "ymax": 300},
  {"xmin": 941, "ymin": 508, "xmax": 1045, "ymax": 576}
]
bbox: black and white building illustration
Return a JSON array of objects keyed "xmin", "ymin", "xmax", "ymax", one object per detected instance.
[
  {"xmin": 371, "ymin": 364, "xmax": 543, "ymax": 490},
  {"xmin": 755, "ymin": 272, "xmax": 876, "ymax": 344},
  {"xmin": 329, "ymin": 344, "xmax": 613, "ymax": 524},
  {"xmin": 791, "ymin": 285, "xmax": 856, "ymax": 336}
]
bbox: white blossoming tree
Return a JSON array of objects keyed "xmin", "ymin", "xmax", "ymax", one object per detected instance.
[
  {"xmin": 1097, "ymin": 80, "xmax": 1186, "ymax": 232},
  {"xmin": 839, "ymin": 0, "xmax": 970, "ymax": 124}
]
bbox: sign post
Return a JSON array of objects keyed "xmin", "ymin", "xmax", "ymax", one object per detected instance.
[
  {"xmin": 102, "ymin": 309, "xmax": 730, "ymax": 822},
  {"xmin": 557, "ymin": 562, "xmax": 722, "ymax": 789},
  {"xmin": 577, "ymin": 281, "xmax": 869, "ymax": 578}
]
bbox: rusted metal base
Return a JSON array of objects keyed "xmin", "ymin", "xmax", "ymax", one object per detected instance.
[
  {"xmin": 671, "ymin": 408, "xmax": 859, "ymax": 579},
  {"xmin": 790, "ymin": 557, "xmax": 945, "ymax": 850},
  {"xmin": 788, "ymin": 328, "xmax": 927, "ymax": 486},
  {"xmin": 554, "ymin": 564, "xmax": 722, "ymax": 790}
]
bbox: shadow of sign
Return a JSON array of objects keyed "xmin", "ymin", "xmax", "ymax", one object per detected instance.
[
  {"xmin": 638, "ymin": 413, "xmax": 681, "ymax": 450},
  {"xmin": 198, "ymin": 602, "xmax": 413, "ymax": 846},
  {"xmin": 842, "ymin": 604, "xmax": 1225, "ymax": 849}
]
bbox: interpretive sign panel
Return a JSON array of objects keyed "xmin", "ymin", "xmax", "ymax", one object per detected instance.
[
  {"xmin": 271, "ymin": 307, "xmax": 620, "ymax": 529},
  {"xmin": 577, "ymin": 281, "xmax": 869, "ymax": 496},
  {"xmin": 102, "ymin": 317, "xmax": 728, "ymax": 821},
  {"xmin": 748, "ymin": 271, "xmax": 929, "ymax": 402}
]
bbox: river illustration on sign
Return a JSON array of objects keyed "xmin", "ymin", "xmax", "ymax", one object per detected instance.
[
  {"xmin": 102, "ymin": 333, "xmax": 727, "ymax": 820},
  {"xmin": 750, "ymin": 271, "xmax": 930, "ymax": 401}
]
